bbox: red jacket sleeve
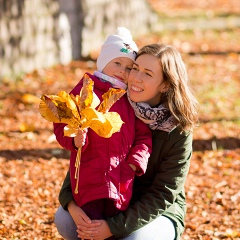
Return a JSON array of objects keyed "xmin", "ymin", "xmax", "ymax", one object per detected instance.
[{"xmin": 125, "ymin": 117, "xmax": 152, "ymax": 176}]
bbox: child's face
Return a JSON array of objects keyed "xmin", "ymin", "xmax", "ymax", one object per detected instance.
[{"xmin": 102, "ymin": 57, "xmax": 134, "ymax": 84}]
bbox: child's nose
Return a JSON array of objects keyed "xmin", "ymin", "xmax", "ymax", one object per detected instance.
[{"xmin": 119, "ymin": 67, "xmax": 125, "ymax": 73}]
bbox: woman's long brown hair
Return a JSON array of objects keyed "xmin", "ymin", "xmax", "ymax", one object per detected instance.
[{"xmin": 137, "ymin": 43, "xmax": 199, "ymax": 132}]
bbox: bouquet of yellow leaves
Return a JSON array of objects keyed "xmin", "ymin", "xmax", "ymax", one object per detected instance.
[{"xmin": 39, "ymin": 74, "xmax": 126, "ymax": 193}]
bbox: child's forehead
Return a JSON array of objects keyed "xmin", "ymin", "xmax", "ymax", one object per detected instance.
[{"xmin": 110, "ymin": 57, "xmax": 134, "ymax": 64}]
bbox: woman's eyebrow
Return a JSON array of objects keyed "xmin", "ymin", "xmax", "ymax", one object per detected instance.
[
  {"xmin": 145, "ymin": 68, "xmax": 154, "ymax": 74},
  {"xmin": 134, "ymin": 62, "xmax": 154, "ymax": 74}
]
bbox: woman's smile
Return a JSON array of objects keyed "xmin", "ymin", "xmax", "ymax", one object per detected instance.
[
  {"xmin": 128, "ymin": 53, "xmax": 164, "ymax": 107},
  {"xmin": 130, "ymin": 85, "xmax": 143, "ymax": 92}
]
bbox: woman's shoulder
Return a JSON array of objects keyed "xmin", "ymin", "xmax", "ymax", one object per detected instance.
[
  {"xmin": 151, "ymin": 127, "xmax": 193, "ymax": 160},
  {"xmin": 152, "ymin": 127, "xmax": 192, "ymax": 147},
  {"xmin": 153, "ymin": 127, "xmax": 192, "ymax": 138}
]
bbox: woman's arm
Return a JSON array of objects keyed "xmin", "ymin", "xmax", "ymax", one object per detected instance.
[
  {"xmin": 77, "ymin": 130, "xmax": 193, "ymax": 239},
  {"xmin": 68, "ymin": 200, "xmax": 92, "ymax": 226},
  {"xmin": 77, "ymin": 219, "xmax": 112, "ymax": 240},
  {"xmin": 59, "ymin": 170, "xmax": 75, "ymax": 209},
  {"xmin": 58, "ymin": 171, "xmax": 102, "ymax": 238},
  {"xmin": 107, "ymin": 131, "xmax": 193, "ymax": 238}
]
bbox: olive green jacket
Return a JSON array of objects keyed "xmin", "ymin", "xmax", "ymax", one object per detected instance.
[{"xmin": 59, "ymin": 127, "xmax": 193, "ymax": 239}]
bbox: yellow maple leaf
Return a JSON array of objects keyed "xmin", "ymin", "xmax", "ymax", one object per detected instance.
[
  {"xmin": 80, "ymin": 108, "xmax": 124, "ymax": 138},
  {"xmin": 39, "ymin": 74, "xmax": 125, "ymax": 137},
  {"xmin": 39, "ymin": 74, "xmax": 126, "ymax": 194},
  {"xmin": 80, "ymin": 108, "xmax": 106, "ymax": 129},
  {"xmin": 64, "ymin": 125, "xmax": 80, "ymax": 137},
  {"xmin": 58, "ymin": 91, "xmax": 80, "ymax": 120},
  {"xmin": 104, "ymin": 112, "xmax": 124, "ymax": 136},
  {"xmin": 98, "ymin": 88, "xmax": 126, "ymax": 113},
  {"xmin": 79, "ymin": 74, "xmax": 94, "ymax": 110},
  {"xmin": 39, "ymin": 94, "xmax": 80, "ymax": 128}
]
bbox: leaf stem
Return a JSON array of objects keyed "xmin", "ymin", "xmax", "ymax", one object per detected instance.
[{"xmin": 74, "ymin": 147, "xmax": 82, "ymax": 194}]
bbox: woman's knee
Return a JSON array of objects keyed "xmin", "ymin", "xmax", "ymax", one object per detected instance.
[
  {"xmin": 54, "ymin": 206, "xmax": 78, "ymax": 240},
  {"xmin": 120, "ymin": 216, "xmax": 175, "ymax": 240}
]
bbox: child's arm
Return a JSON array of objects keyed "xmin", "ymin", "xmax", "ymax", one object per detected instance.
[
  {"xmin": 54, "ymin": 122, "xmax": 89, "ymax": 152},
  {"xmin": 126, "ymin": 117, "xmax": 152, "ymax": 176},
  {"xmin": 73, "ymin": 129, "xmax": 88, "ymax": 149},
  {"xmin": 53, "ymin": 122, "xmax": 77, "ymax": 152},
  {"xmin": 128, "ymin": 164, "xmax": 137, "ymax": 171}
]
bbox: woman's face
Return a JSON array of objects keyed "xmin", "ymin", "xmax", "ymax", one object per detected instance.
[{"xmin": 128, "ymin": 54, "xmax": 166, "ymax": 107}]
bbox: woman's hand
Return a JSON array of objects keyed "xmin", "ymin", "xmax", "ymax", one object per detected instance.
[
  {"xmin": 68, "ymin": 200, "xmax": 91, "ymax": 226},
  {"xmin": 74, "ymin": 128, "xmax": 88, "ymax": 148},
  {"xmin": 77, "ymin": 219, "xmax": 113, "ymax": 240}
]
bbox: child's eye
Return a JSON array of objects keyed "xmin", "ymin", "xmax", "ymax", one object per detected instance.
[
  {"xmin": 114, "ymin": 61, "xmax": 121, "ymax": 65},
  {"xmin": 126, "ymin": 67, "xmax": 132, "ymax": 71},
  {"xmin": 132, "ymin": 67, "xmax": 139, "ymax": 71}
]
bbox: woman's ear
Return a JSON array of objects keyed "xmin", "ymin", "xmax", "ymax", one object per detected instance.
[{"xmin": 161, "ymin": 82, "xmax": 170, "ymax": 93}]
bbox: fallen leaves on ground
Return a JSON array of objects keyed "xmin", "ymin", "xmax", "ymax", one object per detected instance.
[
  {"xmin": 1, "ymin": 1, "xmax": 240, "ymax": 238},
  {"xmin": 1, "ymin": 57, "xmax": 239, "ymax": 239}
]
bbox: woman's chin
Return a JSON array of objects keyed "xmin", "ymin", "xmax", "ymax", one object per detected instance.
[{"xmin": 129, "ymin": 94, "xmax": 140, "ymax": 103}]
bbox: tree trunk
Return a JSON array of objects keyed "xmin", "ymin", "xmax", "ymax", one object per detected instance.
[{"xmin": 0, "ymin": 0, "xmax": 157, "ymax": 78}]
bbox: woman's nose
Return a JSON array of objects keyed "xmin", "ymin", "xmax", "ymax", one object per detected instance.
[{"xmin": 134, "ymin": 74, "xmax": 143, "ymax": 83}]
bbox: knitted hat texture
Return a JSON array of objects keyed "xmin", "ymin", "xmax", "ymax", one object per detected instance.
[{"xmin": 97, "ymin": 27, "xmax": 138, "ymax": 72}]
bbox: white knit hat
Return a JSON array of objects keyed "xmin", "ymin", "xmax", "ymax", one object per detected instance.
[{"xmin": 97, "ymin": 27, "xmax": 138, "ymax": 72}]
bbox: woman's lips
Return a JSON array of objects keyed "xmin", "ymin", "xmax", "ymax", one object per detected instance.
[{"xmin": 131, "ymin": 85, "xmax": 143, "ymax": 92}]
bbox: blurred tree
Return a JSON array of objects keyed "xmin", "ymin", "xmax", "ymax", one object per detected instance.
[
  {"xmin": 0, "ymin": 0, "xmax": 157, "ymax": 79},
  {"xmin": 58, "ymin": 0, "xmax": 157, "ymax": 59},
  {"xmin": 58, "ymin": 0, "xmax": 84, "ymax": 61}
]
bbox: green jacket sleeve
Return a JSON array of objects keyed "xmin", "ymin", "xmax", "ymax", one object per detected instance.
[
  {"xmin": 107, "ymin": 129, "xmax": 192, "ymax": 239},
  {"xmin": 59, "ymin": 170, "xmax": 74, "ymax": 210}
]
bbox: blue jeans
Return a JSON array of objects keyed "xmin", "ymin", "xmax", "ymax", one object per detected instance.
[{"xmin": 54, "ymin": 206, "xmax": 176, "ymax": 240}]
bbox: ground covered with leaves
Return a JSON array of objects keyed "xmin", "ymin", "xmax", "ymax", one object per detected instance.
[{"xmin": 1, "ymin": 0, "xmax": 240, "ymax": 239}]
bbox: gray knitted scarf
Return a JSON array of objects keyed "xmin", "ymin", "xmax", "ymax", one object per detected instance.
[{"xmin": 127, "ymin": 92, "xmax": 178, "ymax": 132}]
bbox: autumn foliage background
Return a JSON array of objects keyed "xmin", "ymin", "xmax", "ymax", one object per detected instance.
[{"xmin": 0, "ymin": 0, "xmax": 240, "ymax": 239}]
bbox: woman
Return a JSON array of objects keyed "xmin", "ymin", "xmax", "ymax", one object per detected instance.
[{"xmin": 54, "ymin": 43, "xmax": 199, "ymax": 240}]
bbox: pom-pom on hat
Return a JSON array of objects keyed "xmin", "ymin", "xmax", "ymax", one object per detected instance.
[{"xmin": 97, "ymin": 27, "xmax": 138, "ymax": 72}]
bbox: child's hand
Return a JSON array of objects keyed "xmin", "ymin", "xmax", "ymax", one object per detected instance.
[
  {"xmin": 74, "ymin": 129, "xmax": 88, "ymax": 148},
  {"xmin": 129, "ymin": 163, "xmax": 137, "ymax": 171}
]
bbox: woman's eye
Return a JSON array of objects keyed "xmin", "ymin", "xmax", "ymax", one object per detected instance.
[
  {"xmin": 146, "ymin": 72, "xmax": 152, "ymax": 77},
  {"xmin": 115, "ymin": 62, "xmax": 121, "ymax": 65}
]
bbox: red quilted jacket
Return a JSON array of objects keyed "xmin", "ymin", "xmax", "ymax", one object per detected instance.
[{"xmin": 54, "ymin": 73, "xmax": 152, "ymax": 210}]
